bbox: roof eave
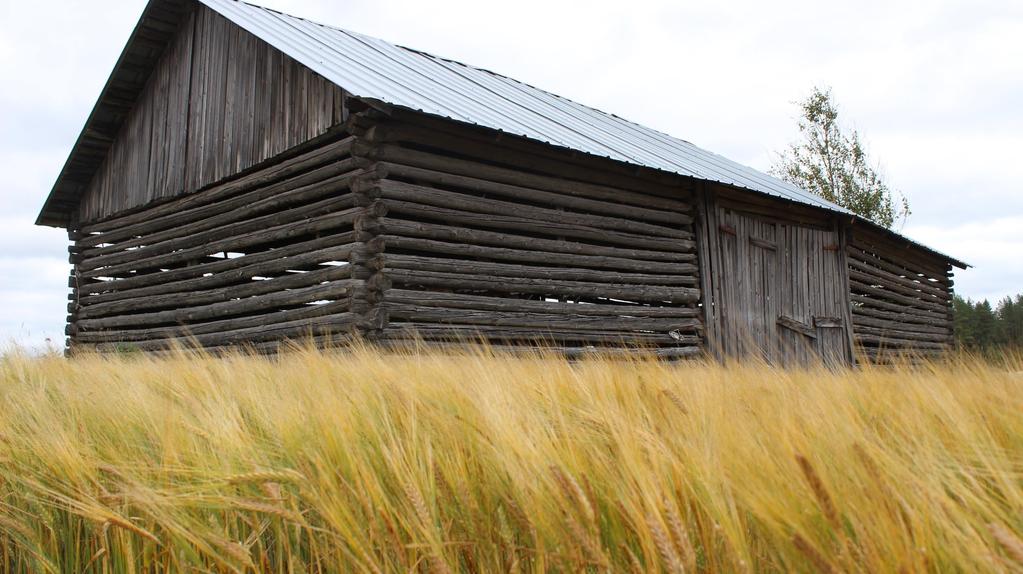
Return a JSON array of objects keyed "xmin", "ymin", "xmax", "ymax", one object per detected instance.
[{"xmin": 35, "ymin": 0, "xmax": 190, "ymax": 229}]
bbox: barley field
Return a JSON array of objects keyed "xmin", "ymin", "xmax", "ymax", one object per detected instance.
[{"xmin": 1, "ymin": 344, "xmax": 1021, "ymax": 573}]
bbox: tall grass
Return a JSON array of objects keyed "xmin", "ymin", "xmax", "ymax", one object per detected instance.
[{"xmin": 1, "ymin": 343, "xmax": 1021, "ymax": 572}]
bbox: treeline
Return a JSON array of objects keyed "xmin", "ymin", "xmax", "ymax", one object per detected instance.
[{"xmin": 953, "ymin": 293, "xmax": 1023, "ymax": 352}]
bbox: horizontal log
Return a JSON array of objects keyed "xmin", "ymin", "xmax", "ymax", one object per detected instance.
[
  {"xmin": 78, "ymin": 233, "xmax": 363, "ymax": 297},
  {"xmin": 381, "ymin": 322, "xmax": 699, "ymax": 346},
  {"xmin": 371, "ymin": 178, "xmax": 692, "ymax": 238},
  {"xmin": 854, "ymin": 325, "xmax": 952, "ymax": 343},
  {"xmin": 381, "ymin": 199, "xmax": 692, "ymax": 253},
  {"xmin": 385, "ymin": 268, "xmax": 700, "ymax": 305},
  {"xmin": 380, "ymin": 235, "xmax": 696, "ymax": 275},
  {"xmin": 79, "ymin": 137, "xmax": 355, "ymax": 234},
  {"xmin": 847, "ymin": 243, "xmax": 951, "ymax": 286},
  {"xmin": 77, "ymin": 275, "xmax": 360, "ymax": 329},
  {"xmin": 384, "ymin": 289, "xmax": 701, "ymax": 318},
  {"xmin": 847, "ymin": 256, "xmax": 949, "ymax": 300},
  {"xmin": 79, "ymin": 193, "xmax": 361, "ymax": 272},
  {"xmin": 849, "ymin": 236, "xmax": 951, "ymax": 279},
  {"xmin": 80, "ymin": 243, "xmax": 362, "ymax": 308},
  {"xmin": 857, "ymin": 346, "xmax": 948, "ymax": 361},
  {"xmin": 377, "ymin": 340, "xmax": 703, "ymax": 359},
  {"xmin": 81, "ymin": 209, "xmax": 365, "ymax": 279},
  {"xmin": 382, "ymin": 254, "xmax": 698, "ymax": 287},
  {"xmin": 81, "ymin": 166, "xmax": 362, "ymax": 256},
  {"xmin": 384, "ymin": 302, "xmax": 702, "ymax": 332},
  {"xmin": 850, "ymin": 294, "xmax": 950, "ymax": 322},
  {"xmin": 849, "ymin": 276, "xmax": 950, "ymax": 314},
  {"xmin": 359, "ymin": 142, "xmax": 693, "ymax": 213},
  {"xmin": 854, "ymin": 333, "xmax": 950, "ymax": 350},
  {"xmin": 92, "ymin": 312, "xmax": 360, "ymax": 352},
  {"xmin": 378, "ymin": 162, "xmax": 687, "ymax": 226},
  {"xmin": 374, "ymin": 219, "xmax": 697, "ymax": 264},
  {"xmin": 851, "ymin": 306, "xmax": 951, "ymax": 329},
  {"xmin": 75, "ymin": 300, "xmax": 351, "ymax": 343},
  {"xmin": 852, "ymin": 315, "xmax": 950, "ymax": 336}
]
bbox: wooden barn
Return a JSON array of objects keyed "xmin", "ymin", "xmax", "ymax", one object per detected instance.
[{"xmin": 37, "ymin": 0, "xmax": 967, "ymax": 362}]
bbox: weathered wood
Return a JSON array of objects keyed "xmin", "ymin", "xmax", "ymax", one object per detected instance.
[
  {"xmin": 382, "ymin": 254, "xmax": 698, "ymax": 286},
  {"xmin": 777, "ymin": 315, "xmax": 817, "ymax": 339},
  {"xmin": 812, "ymin": 316, "xmax": 844, "ymax": 329},
  {"xmin": 78, "ymin": 195, "xmax": 363, "ymax": 272},
  {"xmin": 373, "ymin": 219, "xmax": 697, "ymax": 264},
  {"xmin": 79, "ymin": 3, "xmax": 347, "ymax": 224},
  {"xmin": 370, "ymin": 178, "xmax": 692, "ymax": 239},
  {"xmin": 355, "ymin": 142, "xmax": 693, "ymax": 213},
  {"xmin": 381, "ymin": 199, "xmax": 693, "ymax": 253},
  {"xmin": 77, "ymin": 138, "xmax": 355, "ymax": 239},
  {"xmin": 849, "ymin": 275, "xmax": 950, "ymax": 314},
  {"xmin": 76, "ymin": 300, "xmax": 351, "ymax": 343},
  {"xmin": 92, "ymin": 312, "xmax": 359, "ymax": 352},
  {"xmin": 77, "ymin": 271, "xmax": 358, "ymax": 326},
  {"xmin": 384, "ymin": 303, "xmax": 701, "ymax": 332},
  {"xmin": 78, "ymin": 232, "xmax": 362, "ymax": 296},
  {"xmin": 852, "ymin": 315, "xmax": 951, "ymax": 336},
  {"xmin": 80, "ymin": 162, "xmax": 362, "ymax": 254},
  {"xmin": 385, "ymin": 268, "xmax": 700, "ymax": 304},
  {"xmin": 81, "ymin": 208, "xmax": 365, "ymax": 279},
  {"xmin": 854, "ymin": 333, "xmax": 950, "ymax": 349},
  {"xmin": 849, "ymin": 234, "xmax": 950, "ymax": 279},
  {"xmin": 80, "ymin": 243, "xmax": 361, "ymax": 307},
  {"xmin": 846, "ymin": 243, "xmax": 950, "ymax": 286},
  {"xmin": 359, "ymin": 116, "xmax": 694, "ymax": 199},
  {"xmin": 381, "ymin": 322, "xmax": 700, "ymax": 346},
  {"xmin": 377, "ymin": 161, "xmax": 687, "ymax": 226},
  {"xmin": 851, "ymin": 304, "xmax": 951, "ymax": 328},
  {"xmin": 384, "ymin": 289, "xmax": 700, "ymax": 318},
  {"xmin": 847, "ymin": 294, "xmax": 949, "ymax": 323},
  {"xmin": 379, "ymin": 235, "xmax": 696, "ymax": 275},
  {"xmin": 847, "ymin": 256, "xmax": 950, "ymax": 300}
]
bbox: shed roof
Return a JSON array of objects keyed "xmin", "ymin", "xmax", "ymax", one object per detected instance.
[{"xmin": 37, "ymin": 0, "xmax": 967, "ymax": 268}]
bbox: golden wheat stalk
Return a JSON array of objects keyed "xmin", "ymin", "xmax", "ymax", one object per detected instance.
[{"xmin": 795, "ymin": 454, "xmax": 841, "ymax": 530}]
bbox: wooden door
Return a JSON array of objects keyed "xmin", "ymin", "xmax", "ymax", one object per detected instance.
[{"xmin": 713, "ymin": 208, "xmax": 850, "ymax": 364}]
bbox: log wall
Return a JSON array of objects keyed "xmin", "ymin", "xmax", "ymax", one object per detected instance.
[
  {"xmin": 344, "ymin": 111, "xmax": 705, "ymax": 356},
  {"xmin": 77, "ymin": 4, "xmax": 346, "ymax": 223},
  {"xmin": 66, "ymin": 135, "xmax": 383, "ymax": 352},
  {"xmin": 846, "ymin": 227, "xmax": 955, "ymax": 360}
]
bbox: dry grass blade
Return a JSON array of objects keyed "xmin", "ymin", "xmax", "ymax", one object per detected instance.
[
  {"xmin": 0, "ymin": 345, "xmax": 1020, "ymax": 572},
  {"xmin": 103, "ymin": 515, "xmax": 161, "ymax": 545},
  {"xmin": 793, "ymin": 533, "xmax": 837, "ymax": 574},
  {"xmin": 224, "ymin": 469, "xmax": 306, "ymax": 485},
  {"xmin": 989, "ymin": 523, "xmax": 1023, "ymax": 565}
]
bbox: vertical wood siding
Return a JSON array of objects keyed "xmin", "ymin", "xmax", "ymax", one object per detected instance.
[
  {"xmin": 709, "ymin": 206, "xmax": 850, "ymax": 365},
  {"xmin": 78, "ymin": 4, "xmax": 345, "ymax": 223}
]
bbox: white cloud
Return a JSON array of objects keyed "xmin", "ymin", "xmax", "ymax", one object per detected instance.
[{"xmin": 1, "ymin": 0, "xmax": 1020, "ymax": 347}]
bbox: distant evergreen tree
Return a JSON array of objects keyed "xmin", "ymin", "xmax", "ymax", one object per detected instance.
[{"xmin": 953, "ymin": 292, "xmax": 1023, "ymax": 354}]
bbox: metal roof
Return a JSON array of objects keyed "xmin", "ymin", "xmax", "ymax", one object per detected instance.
[
  {"xmin": 38, "ymin": 0, "xmax": 966, "ymax": 268},
  {"xmin": 203, "ymin": 0, "xmax": 852, "ymax": 216}
]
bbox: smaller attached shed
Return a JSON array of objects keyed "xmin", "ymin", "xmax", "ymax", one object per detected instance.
[{"xmin": 37, "ymin": 0, "xmax": 967, "ymax": 362}]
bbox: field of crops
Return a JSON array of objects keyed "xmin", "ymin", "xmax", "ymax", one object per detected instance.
[{"xmin": 1, "ymin": 344, "xmax": 1021, "ymax": 572}]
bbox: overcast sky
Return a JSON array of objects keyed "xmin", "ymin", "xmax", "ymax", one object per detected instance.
[{"xmin": 1, "ymin": 0, "xmax": 1021, "ymax": 348}]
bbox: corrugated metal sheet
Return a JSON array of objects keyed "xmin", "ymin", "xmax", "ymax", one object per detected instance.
[
  {"xmin": 38, "ymin": 0, "xmax": 965, "ymax": 267},
  {"xmin": 201, "ymin": 0, "xmax": 853, "ymax": 216}
]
